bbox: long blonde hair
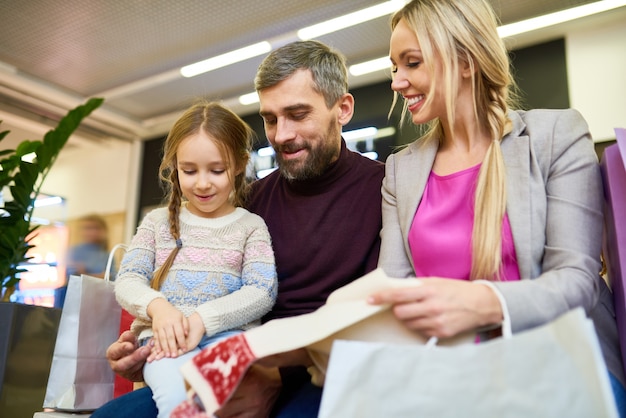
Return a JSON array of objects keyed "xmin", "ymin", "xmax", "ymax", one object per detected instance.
[
  {"xmin": 391, "ymin": 0, "xmax": 518, "ymax": 280},
  {"xmin": 150, "ymin": 102, "xmax": 253, "ymax": 290}
]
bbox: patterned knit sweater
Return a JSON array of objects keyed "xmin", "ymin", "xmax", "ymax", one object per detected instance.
[{"xmin": 115, "ymin": 205, "xmax": 277, "ymax": 341}]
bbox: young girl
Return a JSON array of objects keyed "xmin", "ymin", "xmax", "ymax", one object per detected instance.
[{"xmin": 114, "ymin": 102, "xmax": 277, "ymax": 418}]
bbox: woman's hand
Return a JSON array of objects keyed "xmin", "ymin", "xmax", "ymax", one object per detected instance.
[
  {"xmin": 147, "ymin": 298, "xmax": 189, "ymax": 359},
  {"xmin": 368, "ymin": 278, "xmax": 503, "ymax": 338}
]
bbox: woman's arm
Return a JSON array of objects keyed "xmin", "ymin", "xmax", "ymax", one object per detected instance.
[
  {"xmin": 378, "ymin": 152, "xmax": 415, "ymax": 278},
  {"xmin": 493, "ymin": 109, "xmax": 603, "ymax": 332}
]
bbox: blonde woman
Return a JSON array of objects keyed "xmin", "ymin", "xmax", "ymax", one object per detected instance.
[{"xmin": 369, "ymin": 0, "xmax": 625, "ymax": 412}]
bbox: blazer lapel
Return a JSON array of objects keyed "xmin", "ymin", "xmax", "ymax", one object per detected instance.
[
  {"xmin": 502, "ymin": 112, "xmax": 532, "ymax": 279},
  {"xmin": 396, "ymin": 140, "xmax": 438, "ymax": 252}
]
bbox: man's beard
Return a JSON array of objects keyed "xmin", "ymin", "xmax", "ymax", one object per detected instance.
[{"xmin": 275, "ymin": 121, "xmax": 341, "ymax": 181}]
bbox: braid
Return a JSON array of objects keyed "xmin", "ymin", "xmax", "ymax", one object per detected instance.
[
  {"xmin": 168, "ymin": 173, "xmax": 183, "ymax": 240},
  {"xmin": 232, "ymin": 170, "xmax": 250, "ymax": 208},
  {"xmin": 470, "ymin": 84, "xmax": 509, "ymax": 280},
  {"xmin": 151, "ymin": 171, "xmax": 183, "ymax": 290}
]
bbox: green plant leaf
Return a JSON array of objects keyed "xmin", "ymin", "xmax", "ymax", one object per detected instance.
[
  {"xmin": 39, "ymin": 97, "xmax": 104, "ymax": 168},
  {"xmin": 8, "ymin": 188, "xmax": 28, "ymax": 212},
  {"xmin": 0, "ymin": 227, "xmax": 19, "ymax": 249},
  {"xmin": 0, "ymin": 200, "xmax": 26, "ymax": 223},
  {"xmin": 0, "ymin": 97, "xmax": 104, "ymax": 290},
  {"xmin": 0, "ymin": 153, "xmax": 20, "ymax": 174},
  {"xmin": 12, "ymin": 160, "xmax": 39, "ymax": 202},
  {"xmin": 15, "ymin": 140, "xmax": 41, "ymax": 158},
  {"xmin": 0, "ymin": 173, "xmax": 11, "ymax": 190}
]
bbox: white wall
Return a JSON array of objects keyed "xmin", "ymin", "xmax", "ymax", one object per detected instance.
[
  {"xmin": 567, "ymin": 18, "xmax": 626, "ymax": 142},
  {"xmin": 35, "ymin": 137, "xmax": 137, "ymax": 224}
]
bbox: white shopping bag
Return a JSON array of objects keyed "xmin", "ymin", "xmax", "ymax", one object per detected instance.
[
  {"xmin": 318, "ymin": 308, "xmax": 618, "ymax": 418},
  {"xmin": 43, "ymin": 244, "xmax": 125, "ymax": 411}
]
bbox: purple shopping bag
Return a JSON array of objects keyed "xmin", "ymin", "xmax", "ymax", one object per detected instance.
[{"xmin": 600, "ymin": 127, "xmax": 626, "ymax": 375}]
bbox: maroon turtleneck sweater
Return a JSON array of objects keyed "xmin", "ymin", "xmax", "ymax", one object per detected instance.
[{"xmin": 247, "ymin": 140, "xmax": 384, "ymax": 322}]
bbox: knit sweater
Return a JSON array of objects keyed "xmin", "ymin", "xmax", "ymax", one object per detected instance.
[
  {"xmin": 247, "ymin": 140, "xmax": 384, "ymax": 322},
  {"xmin": 115, "ymin": 206, "xmax": 277, "ymax": 341}
]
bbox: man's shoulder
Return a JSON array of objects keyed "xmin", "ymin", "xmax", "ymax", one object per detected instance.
[
  {"xmin": 249, "ymin": 170, "xmax": 280, "ymax": 196},
  {"xmin": 351, "ymin": 152, "xmax": 385, "ymax": 188},
  {"xmin": 348, "ymin": 151, "xmax": 385, "ymax": 180},
  {"xmin": 247, "ymin": 170, "xmax": 282, "ymax": 212}
]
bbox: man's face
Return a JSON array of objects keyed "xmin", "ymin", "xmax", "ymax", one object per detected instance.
[{"xmin": 258, "ymin": 69, "xmax": 343, "ymax": 181}]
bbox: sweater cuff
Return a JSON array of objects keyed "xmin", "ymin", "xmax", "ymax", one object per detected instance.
[
  {"xmin": 195, "ymin": 305, "xmax": 220, "ymax": 336},
  {"xmin": 473, "ymin": 280, "xmax": 512, "ymax": 337},
  {"xmin": 136, "ymin": 293, "xmax": 166, "ymax": 320}
]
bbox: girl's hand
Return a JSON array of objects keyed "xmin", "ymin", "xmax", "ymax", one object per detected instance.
[
  {"xmin": 183, "ymin": 312, "xmax": 205, "ymax": 353},
  {"xmin": 368, "ymin": 278, "xmax": 503, "ymax": 339},
  {"xmin": 147, "ymin": 298, "xmax": 189, "ymax": 359}
]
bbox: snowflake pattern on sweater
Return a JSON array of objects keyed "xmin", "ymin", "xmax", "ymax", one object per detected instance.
[{"xmin": 115, "ymin": 206, "xmax": 277, "ymax": 340}]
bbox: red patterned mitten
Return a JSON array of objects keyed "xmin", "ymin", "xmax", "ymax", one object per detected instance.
[{"xmin": 178, "ymin": 334, "xmax": 257, "ymax": 415}]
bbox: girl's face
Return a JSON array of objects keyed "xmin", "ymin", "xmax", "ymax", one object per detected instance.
[
  {"xmin": 389, "ymin": 18, "xmax": 446, "ymax": 125},
  {"xmin": 176, "ymin": 131, "xmax": 237, "ymax": 218}
]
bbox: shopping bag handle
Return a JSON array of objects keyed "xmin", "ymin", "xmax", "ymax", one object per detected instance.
[
  {"xmin": 425, "ymin": 280, "xmax": 512, "ymax": 347},
  {"xmin": 104, "ymin": 243, "xmax": 128, "ymax": 282}
]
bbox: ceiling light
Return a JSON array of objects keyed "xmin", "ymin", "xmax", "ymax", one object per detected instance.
[
  {"xmin": 361, "ymin": 151, "xmax": 379, "ymax": 160},
  {"xmin": 34, "ymin": 195, "xmax": 64, "ymax": 208},
  {"xmin": 375, "ymin": 126, "xmax": 396, "ymax": 139},
  {"xmin": 297, "ymin": 0, "xmax": 406, "ymax": 40},
  {"xmin": 257, "ymin": 146, "xmax": 275, "ymax": 157},
  {"xmin": 257, "ymin": 167, "xmax": 278, "ymax": 179},
  {"xmin": 29, "ymin": 217, "xmax": 51, "ymax": 226},
  {"xmin": 239, "ymin": 92, "xmax": 260, "ymax": 105},
  {"xmin": 343, "ymin": 126, "xmax": 378, "ymax": 141},
  {"xmin": 349, "ymin": 57, "xmax": 391, "ymax": 77},
  {"xmin": 498, "ymin": 0, "xmax": 626, "ymax": 38},
  {"xmin": 181, "ymin": 41, "xmax": 272, "ymax": 78}
]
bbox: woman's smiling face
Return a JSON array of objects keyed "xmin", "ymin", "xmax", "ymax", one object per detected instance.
[{"xmin": 389, "ymin": 18, "xmax": 446, "ymax": 126}]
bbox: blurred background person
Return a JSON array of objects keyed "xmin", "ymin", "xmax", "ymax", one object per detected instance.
[{"xmin": 55, "ymin": 214, "xmax": 112, "ymax": 308}]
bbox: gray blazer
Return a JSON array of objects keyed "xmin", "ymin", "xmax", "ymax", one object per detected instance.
[{"xmin": 379, "ymin": 109, "xmax": 604, "ymax": 333}]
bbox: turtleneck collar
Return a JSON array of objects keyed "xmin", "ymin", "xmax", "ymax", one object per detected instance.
[{"xmin": 283, "ymin": 139, "xmax": 353, "ymax": 195}]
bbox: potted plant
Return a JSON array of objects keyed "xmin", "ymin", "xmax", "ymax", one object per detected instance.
[{"xmin": 0, "ymin": 97, "xmax": 103, "ymax": 418}]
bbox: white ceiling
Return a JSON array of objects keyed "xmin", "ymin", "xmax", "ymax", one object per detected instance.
[{"xmin": 0, "ymin": 0, "xmax": 623, "ymax": 150}]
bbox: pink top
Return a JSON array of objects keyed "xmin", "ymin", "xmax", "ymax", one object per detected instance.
[{"xmin": 408, "ymin": 164, "xmax": 520, "ymax": 281}]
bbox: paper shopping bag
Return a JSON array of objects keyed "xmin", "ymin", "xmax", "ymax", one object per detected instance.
[
  {"xmin": 171, "ymin": 268, "xmax": 474, "ymax": 417},
  {"xmin": 43, "ymin": 245, "xmax": 125, "ymax": 411},
  {"xmin": 318, "ymin": 308, "xmax": 618, "ymax": 418},
  {"xmin": 113, "ymin": 308, "xmax": 136, "ymax": 398}
]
